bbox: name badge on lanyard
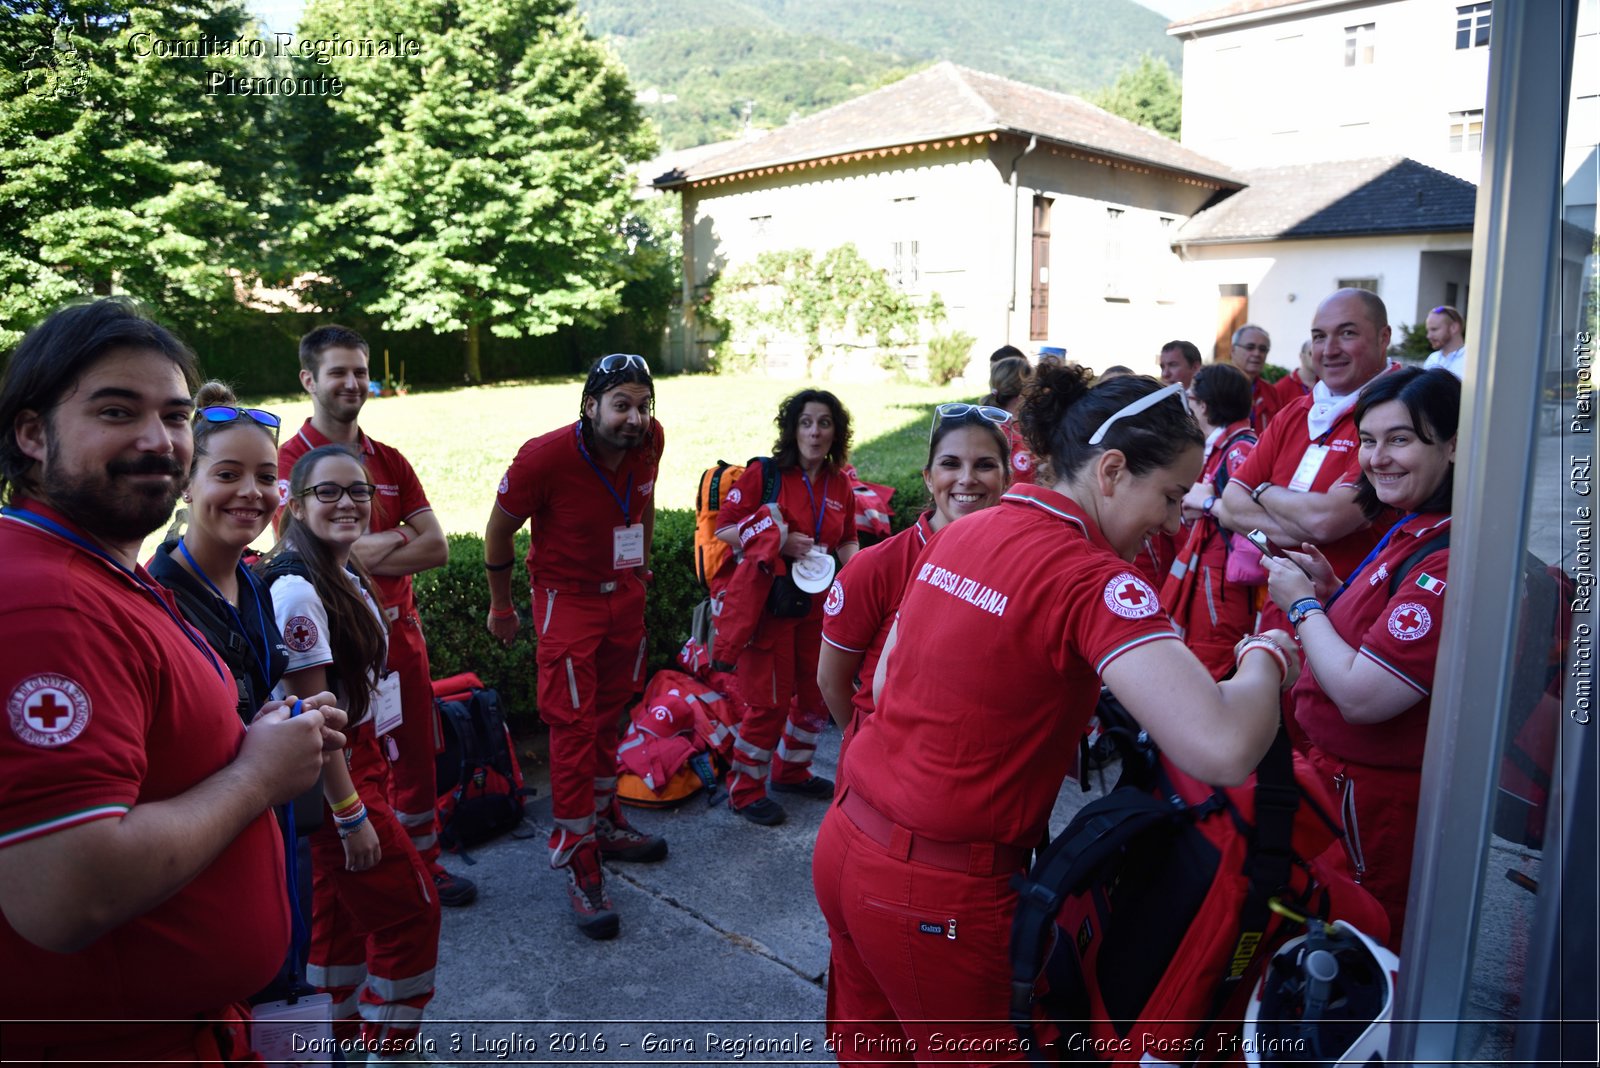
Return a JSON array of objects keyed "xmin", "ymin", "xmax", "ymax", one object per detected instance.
[
  {"xmin": 372, "ymin": 670, "xmax": 403, "ymax": 736},
  {"xmin": 613, "ymin": 523, "xmax": 646, "ymax": 570},
  {"xmin": 1287, "ymin": 444, "xmax": 1331, "ymax": 493}
]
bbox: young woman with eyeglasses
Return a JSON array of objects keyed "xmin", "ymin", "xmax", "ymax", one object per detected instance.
[
  {"xmin": 984, "ymin": 356, "xmax": 1036, "ymax": 484},
  {"xmin": 148, "ymin": 382, "xmax": 340, "ymax": 1005},
  {"xmin": 257, "ymin": 443, "xmax": 440, "ymax": 1057},
  {"xmin": 713, "ymin": 389, "xmax": 861, "ymax": 826},
  {"xmin": 817, "ymin": 403, "xmax": 1010, "ymax": 771},
  {"xmin": 1261, "ymin": 367, "xmax": 1460, "ymax": 947},
  {"xmin": 812, "ymin": 367, "xmax": 1300, "ymax": 1058},
  {"xmin": 1164, "ymin": 363, "xmax": 1262, "ymax": 679}
]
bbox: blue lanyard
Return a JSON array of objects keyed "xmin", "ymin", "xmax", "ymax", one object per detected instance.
[
  {"xmin": 2, "ymin": 506, "xmax": 225, "ymax": 683},
  {"xmin": 574, "ymin": 424, "xmax": 633, "ymax": 522},
  {"xmin": 1326, "ymin": 511, "xmax": 1418, "ymax": 610},
  {"xmin": 177, "ymin": 538, "xmax": 272, "ymax": 675},
  {"xmin": 800, "ymin": 468, "xmax": 830, "ymax": 539},
  {"xmin": 282, "ymin": 700, "xmax": 308, "ymax": 985}
]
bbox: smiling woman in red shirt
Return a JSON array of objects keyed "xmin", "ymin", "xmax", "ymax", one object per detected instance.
[
  {"xmin": 1263, "ymin": 367, "xmax": 1460, "ymax": 947},
  {"xmin": 812, "ymin": 366, "xmax": 1301, "ymax": 1062}
]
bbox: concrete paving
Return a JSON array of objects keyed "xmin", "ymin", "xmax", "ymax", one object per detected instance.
[{"xmin": 416, "ymin": 725, "xmax": 1108, "ymax": 1067}]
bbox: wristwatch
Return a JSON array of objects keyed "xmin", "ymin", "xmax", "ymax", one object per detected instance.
[
  {"xmin": 1250, "ymin": 481, "xmax": 1273, "ymax": 504},
  {"xmin": 1287, "ymin": 597, "xmax": 1324, "ymax": 628},
  {"xmin": 1202, "ymin": 495, "xmax": 1218, "ymax": 515}
]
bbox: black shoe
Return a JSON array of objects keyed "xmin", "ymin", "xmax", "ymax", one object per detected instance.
[
  {"xmin": 770, "ymin": 775, "xmax": 835, "ymax": 800},
  {"xmin": 432, "ymin": 868, "xmax": 478, "ymax": 907},
  {"xmin": 732, "ymin": 796, "xmax": 787, "ymax": 826}
]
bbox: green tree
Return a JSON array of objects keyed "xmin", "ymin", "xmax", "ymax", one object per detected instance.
[
  {"xmin": 1091, "ymin": 54, "xmax": 1182, "ymax": 140},
  {"xmin": 295, "ymin": 0, "xmax": 655, "ymax": 382},
  {"xmin": 0, "ymin": 1, "xmax": 278, "ymax": 346},
  {"xmin": 707, "ymin": 244, "xmax": 944, "ymax": 373}
]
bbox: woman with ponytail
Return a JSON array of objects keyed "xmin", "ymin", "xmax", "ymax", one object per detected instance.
[
  {"xmin": 812, "ymin": 366, "xmax": 1301, "ymax": 1059},
  {"xmin": 259, "ymin": 443, "xmax": 440, "ymax": 1058}
]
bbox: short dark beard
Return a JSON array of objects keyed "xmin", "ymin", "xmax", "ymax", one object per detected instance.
[{"xmin": 45, "ymin": 450, "xmax": 186, "ymax": 545}]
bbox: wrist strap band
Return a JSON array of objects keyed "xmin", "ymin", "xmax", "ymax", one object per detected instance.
[
  {"xmin": 489, "ymin": 604, "xmax": 517, "ymax": 620},
  {"xmin": 393, "ymin": 527, "xmax": 411, "ymax": 546},
  {"xmin": 484, "ymin": 559, "xmax": 515, "ymax": 572},
  {"xmin": 1250, "ymin": 481, "xmax": 1273, "ymax": 504},
  {"xmin": 1236, "ymin": 634, "xmax": 1291, "ymax": 691}
]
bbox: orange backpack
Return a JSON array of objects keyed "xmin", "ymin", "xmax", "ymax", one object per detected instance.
[{"xmin": 693, "ymin": 457, "xmax": 778, "ymax": 588}]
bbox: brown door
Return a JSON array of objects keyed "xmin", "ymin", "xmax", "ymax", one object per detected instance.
[
  {"xmin": 1030, "ymin": 196, "xmax": 1052, "ymax": 340},
  {"xmin": 1216, "ymin": 284, "xmax": 1248, "ymax": 362}
]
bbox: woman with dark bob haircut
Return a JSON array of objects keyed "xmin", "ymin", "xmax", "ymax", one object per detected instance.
[
  {"xmin": 1263, "ymin": 367, "xmax": 1460, "ymax": 948},
  {"xmin": 713, "ymin": 389, "xmax": 860, "ymax": 826},
  {"xmin": 1165, "ymin": 362, "xmax": 1262, "ymax": 677},
  {"xmin": 813, "ymin": 366, "xmax": 1300, "ymax": 1055}
]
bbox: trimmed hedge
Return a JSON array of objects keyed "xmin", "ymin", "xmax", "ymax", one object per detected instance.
[{"xmin": 413, "ymin": 510, "xmax": 705, "ymax": 720}]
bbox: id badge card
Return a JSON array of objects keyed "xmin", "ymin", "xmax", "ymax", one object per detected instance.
[
  {"xmin": 1287, "ymin": 444, "xmax": 1331, "ymax": 493},
  {"xmin": 613, "ymin": 522, "xmax": 646, "ymax": 570},
  {"xmin": 251, "ymin": 992, "xmax": 334, "ymax": 1064},
  {"xmin": 372, "ymin": 671, "xmax": 403, "ymax": 737}
]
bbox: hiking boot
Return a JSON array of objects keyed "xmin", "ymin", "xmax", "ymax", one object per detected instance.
[
  {"xmin": 562, "ymin": 848, "xmax": 620, "ymax": 940},
  {"xmin": 431, "ymin": 867, "xmax": 478, "ymax": 907},
  {"xmin": 731, "ymin": 796, "xmax": 787, "ymax": 826},
  {"xmin": 596, "ymin": 809, "xmax": 669, "ymax": 863},
  {"xmin": 770, "ymin": 774, "xmax": 835, "ymax": 800}
]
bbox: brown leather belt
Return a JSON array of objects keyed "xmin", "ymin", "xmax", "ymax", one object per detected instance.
[{"xmin": 839, "ymin": 788, "xmax": 1031, "ymax": 877}]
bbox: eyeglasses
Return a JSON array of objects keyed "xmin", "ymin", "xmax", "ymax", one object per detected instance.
[
  {"xmin": 1088, "ymin": 382, "xmax": 1191, "ymax": 446},
  {"xmin": 930, "ymin": 402, "xmax": 1012, "ymax": 441},
  {"xmin": 1236, "ymin": 343, "xmax": 1271, "ymax": 354},
  {"xmin": 298, "ymin": 481, "xmax": 376, "ymax": 504},
  {"xmin": 596, "ymin": 353, "xmax": 649, "ymax": 373},
  {"xmin": 197, "ymin": 405, "xmax": 281, "ymax": 440}
]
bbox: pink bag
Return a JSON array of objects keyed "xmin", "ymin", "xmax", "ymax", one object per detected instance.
[{"xmin": 1225, "ymin": 530, "xmax": 1270, "ymax": 585}]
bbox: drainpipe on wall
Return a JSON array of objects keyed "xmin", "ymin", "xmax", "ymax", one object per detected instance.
[{"xmin": 1007, "ymin": 134, "xmax": 1039, "ymax": 346}]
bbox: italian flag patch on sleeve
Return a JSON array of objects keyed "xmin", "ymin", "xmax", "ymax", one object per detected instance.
[{"xmin": 1416, "ymin": 572, "xmax": 1446, "ymax": 595}]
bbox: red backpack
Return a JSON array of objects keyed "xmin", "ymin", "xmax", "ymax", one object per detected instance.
[{"xmin": 1008, "ymin": 698, "xmax": 1388, "ymax": 1063}]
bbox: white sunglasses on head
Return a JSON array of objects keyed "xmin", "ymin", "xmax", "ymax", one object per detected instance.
[{"xmin": 1087, "ymin": 382, "xmax": 1191, "ymax": 446}]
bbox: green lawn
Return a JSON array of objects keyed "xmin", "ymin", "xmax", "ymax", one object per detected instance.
[{"xmin": 188, "ymin": 371, "xmax": 971, "ymax": 541}]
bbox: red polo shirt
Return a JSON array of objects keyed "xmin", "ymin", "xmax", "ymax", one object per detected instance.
[
  {"xmin": 1229, "ymin": 392, "xmax": 1382, "ymax": 578},
  {"xmin": 1250, "ymin": 376, "xmax": 1284, "ymax": 431},
  {"xmin": 717, "ymin": 460, "xmax": 858, "ymax": 554},
  {"xmin": 1271, "ymin": 370, "xmax": 1313, "ymax": 410},
  {"xmin": 278, "ymin": 420, "xmax": 433, "ymax": 613},
  {"xmin": 1293, "ymin": 514, "xmax": 1451, "ymax": 769},
  {"xmin": 496, "ymin": 419, "xmax": 664, "ymax": 590},
  {"xmin": 845, "ymin": 484, "xmax": 1180, "ymax": 847},
  {"xmin": 0, "ymin": 502, "xmax": 287, "ymax": 1028},
  {"xmin": 821, "ymin": 512, "xmax": 934, "ymax": 720}
]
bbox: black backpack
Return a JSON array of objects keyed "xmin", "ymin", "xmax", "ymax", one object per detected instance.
[{"xmin": 432, "ymin": 672, "xmax": 535, "ymax": 850}]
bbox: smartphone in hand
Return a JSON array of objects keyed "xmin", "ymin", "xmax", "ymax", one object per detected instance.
[{"xmin": 1247, "ymin": 529, "xmax": 1312, "ymax": 576}]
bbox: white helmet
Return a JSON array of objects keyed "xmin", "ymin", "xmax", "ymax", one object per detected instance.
[{"xmin": 1243, "ymin": 920, "xmax": 1399, "ymax": 1066}]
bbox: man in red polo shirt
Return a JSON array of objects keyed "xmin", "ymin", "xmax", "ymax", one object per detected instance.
[
  {"xmin": 484, "ymin": 354, "xmax": 665, "ymax": 940},
  {"xmin": 277, "ymin": 325, "xmax": 476, "ymax": 906},
  {"xmin": 0, "ymin": 299, "xmax": 338, "ymax": 1062},
  {"xmin": 1215, "ymin": 290, "xmax": 1397, "ymax": 631}
]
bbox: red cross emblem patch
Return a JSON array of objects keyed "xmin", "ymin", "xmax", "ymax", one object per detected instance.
[
  {"xmin": 284, "ymin": 615, "xmax": 319, "ymax": 653},
  {"xmin": 824, "ymin": 580, "xmax": 844, "ymax": 617},
  {"xmin": 1103, "ymin": 573, "xmax": 1160, "ymax": 619},
  {"xmin": 498, "ymin": 474, "xmax": 510, "ymax": 495},
  {"xmin": 8, "ymin": 673, "xmax": 91, "ymax": 748},
  {"xmin": 1387, "ymin": 602, "xmax": 1432, "ymax": 641},
  {"xmin": 1014, "ymin": 451, "xmax": 1032, "ymax": 473}
]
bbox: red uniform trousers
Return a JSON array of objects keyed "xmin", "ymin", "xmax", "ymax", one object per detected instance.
[
  {"xmin": 308, "ymin": 729, "xmax": 441, "ymax": 1056},
  {"xmin": 813, "ymin": 796, "xmax": 1042, "ymax": 1065},
  {"xmin": 730, "ymin": 611, "xmax": 828, "ymax": 807},
  {"xmin": 533, "ymin": 579, "xmax": 648, "ymax": 862},
  {"xmin": 383, "ymin": 612, "xmax": 444, "ymax": 869},
  {"xmin": 1305, "ymin": 745, "xmax": 1420, "ymax": 949}
]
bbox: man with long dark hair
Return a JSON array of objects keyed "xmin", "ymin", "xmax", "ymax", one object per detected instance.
[
  {"xmin": 0, "ymin": 299, "xmax": 340, "ymax": 1062},
  {"xmin": 484, "ymin": 354, "xmax": 665, "ymax": 940}
]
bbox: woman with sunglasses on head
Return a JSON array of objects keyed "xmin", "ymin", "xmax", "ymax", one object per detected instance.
[
  {"xmin": 1261, "ymin": 367, "xmax": 1460, "ymax": 947},
  {"xmin": 812, "ymin": 367, "xmax": 1300, "ymax": 1059},
  {"xmin": 1164, "ymin": 363, "xmax": 1261, "ymax": 679},
  {"xmin": 258, "ymin": 444, "xmax": 440, "ymax": 1058},
  {"xmin": 818, "ymin": 403, "xmax": 1010, "ymax": 772},
  {"xmin": 714, "ymin": 389, "xmax": 860, "ymax": 826},
  {"xmin": 148, "ymin": 384, "xmax": 340, "ymax": 1005}
]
